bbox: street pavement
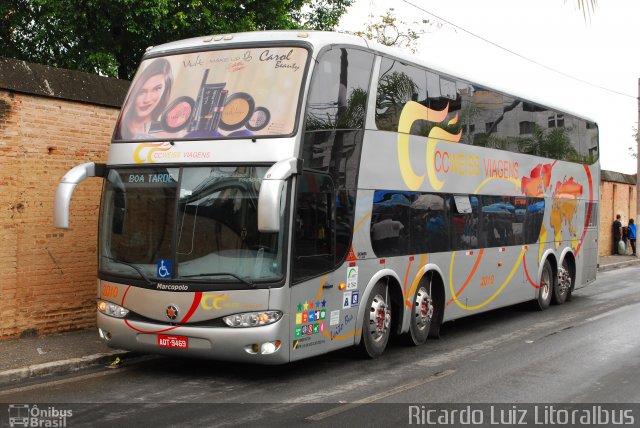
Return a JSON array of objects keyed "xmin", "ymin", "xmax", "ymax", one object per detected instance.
[{"xmin": 1, "ymin": 254, "xmax": 638, "ymax": 387}]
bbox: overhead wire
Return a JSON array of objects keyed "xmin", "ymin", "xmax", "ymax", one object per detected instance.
[{"xmin": 400, "ymin": 0, "xmax": 638, "ymax": 100}]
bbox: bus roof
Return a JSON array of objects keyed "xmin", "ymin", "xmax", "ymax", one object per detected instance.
[
  {"xmin": 144, "ymin": 30, "xmax": 597, "ymax": 125},
  {"xmin": 144, "ymin": 30, "xmax": 371, "ymax": 56}
]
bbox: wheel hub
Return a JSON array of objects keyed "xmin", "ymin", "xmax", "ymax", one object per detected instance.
[
  {"xmin": 541, "ymin": 268, "xmax": 551, "ymax": 299},
  {"xmin": 558, "ymin": 266, "xmax": 570, "ymax": 294},
  {"xmin": 415, "ymin": 287, "xmax": 433, "ymax": 329},
  {"xmin": 369, "ymin": 294, "xmax": 390, "ymax": 342}
]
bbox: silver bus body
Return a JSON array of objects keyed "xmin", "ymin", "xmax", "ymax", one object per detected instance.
[{"xmin": 55, "ymin": 31, "xmax": 599, "ymax": 363}]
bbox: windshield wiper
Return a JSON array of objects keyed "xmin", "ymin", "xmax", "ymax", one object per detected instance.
[
  {"xmin": 180, "ymin": 272, "xmax": 255, "ymax": 288},
  {"xmin": 101, "ymin": 256, "xmax": 153, "ymax": 285}
]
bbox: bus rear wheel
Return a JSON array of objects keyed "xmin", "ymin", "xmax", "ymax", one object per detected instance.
[
  {"xmin": 359, "ymin": 281, "xmax": 392, "ymax": 358},
  {"xmin": 536, "ymin": 259, "xmax": 553, "ymax": 310},
  {"xmin": 405, "ymin": 280, "xmax": 433, "ymax": 346},
  {"xmin": 554, "ymin": 258, "xmax": 573, "ymax": 305}
]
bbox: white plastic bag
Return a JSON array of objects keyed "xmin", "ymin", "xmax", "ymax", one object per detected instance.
[{"xmin": 618, "ymin": 240, "xmax": 627, "ymax": 255}]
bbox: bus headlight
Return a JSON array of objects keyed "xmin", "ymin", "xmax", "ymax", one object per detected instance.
[
  {"xmin": 223, "ymin": 311, "xmax": 282, "ymax": 327},
  {"xmin": 97, "ymin": 299, "xmax": 129, "ymax": 318}
]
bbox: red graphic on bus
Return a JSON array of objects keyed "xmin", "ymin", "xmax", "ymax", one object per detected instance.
[{"xmin": 521, "ymin": 163, "xmax": 553, "ymax": 197}]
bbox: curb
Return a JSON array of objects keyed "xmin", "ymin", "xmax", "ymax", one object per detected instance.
[
  {"xmin": 0, "ymin": 350, "xmax": 129, "ymax": 387},
  {"xmin": 598, "ymin": 259, "xmax": 640, "ymax": 272}
]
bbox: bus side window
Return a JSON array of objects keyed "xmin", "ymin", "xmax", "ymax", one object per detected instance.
[
  {"xmin": 426, "ymin": 73, "xmax": 470, "ymax": 144},
  {"xmin": 410, "ymin": 193, "xmax": 449, "ymax": 254},
  {"xmin": 370, "ymin": 190, "xmax": 413, "ymax": 257},
  {"xmin": 479, "ymin": 196, "xmax": 515, "ymax": 247},
  {"xmin": 301, "ymin": 47, "xmax": 374, "ymax": 267},
  {"xmin": 451, "ymin": 195, "xmax": 478, "ymax": 250},
  {"xmin": 375, "ymin": 58, "xmax": 427, "ymax": 134},
  {"xmin": 524, "ymin": 197, "xmax": 545, "ymax": 244},
  {"xmin": 292, "ymin": 172, "xmax": 335, "ymax": 283},
  {"xmin": 305, "ymin": 47, "xmax": 374, "ymax": 131}
]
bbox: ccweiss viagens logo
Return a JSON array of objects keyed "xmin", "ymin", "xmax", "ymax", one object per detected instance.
[
  {"xmin": 396, "ymin": 102, "xmax": 520, "ymax": 193},
  {"xmin": 133, "ymin": 142, "xmax": 211, "ymax": 163}
]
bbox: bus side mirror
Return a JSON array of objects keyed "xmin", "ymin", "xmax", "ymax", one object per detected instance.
[
  {"xmin": 258, "ymin": 158, "xmax": 301, "ymax": 233},
  {"xmin": 54, "ymin": 162, "xmax": 106, "ymax": 228}
]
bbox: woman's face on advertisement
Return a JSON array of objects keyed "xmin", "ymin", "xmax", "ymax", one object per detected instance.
[{"xmin": 134, "ymin": 74, "xmax": 165, "ymax": 119}]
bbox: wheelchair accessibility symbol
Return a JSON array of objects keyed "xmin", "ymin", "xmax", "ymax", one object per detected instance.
[{"xmin": 157, "ymin": 259, "xmax": 172, "ymax": 278}]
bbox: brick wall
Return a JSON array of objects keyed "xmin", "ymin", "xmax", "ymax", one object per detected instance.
[
  {"xmin": 0, "ymin": 58, "xmax": 128, "ymax": 339},
  {"xmin": 599, "ymin": 174, "xmax": 637, "ymax": 256}
]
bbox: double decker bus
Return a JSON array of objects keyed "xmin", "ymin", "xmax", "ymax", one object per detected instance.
[{"xmin": 54, "ymin": 31, "xmax": 599, "ymax": 363}]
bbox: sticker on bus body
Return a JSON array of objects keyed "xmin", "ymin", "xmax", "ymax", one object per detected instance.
[
  {"xmin": 157, "ymin": 259, "xmax": 173, "ymax": 279},
  {"xmin": 157, "ymin": 334, "xmax": 188, "ymax": 349},
  {"xmin": 330, "ymin": 310, "xmax": 340, "ymax": 326},
  {"xmin": 351, "ymin": 291, "xmax": 360, "ymax": 307},
  {"xmin": 346, "ymin": 266, "xmax": 358, "ymax": 290},
  {"xmin": 342, "ymin": 292, "xmax": 352, "ymax": 309}
]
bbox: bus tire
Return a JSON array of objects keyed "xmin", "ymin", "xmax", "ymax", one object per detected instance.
[
  {"xmin": 405, "ymin": 279, "xmax": 433, "ymax": 346},
  {"xmin": 554, "ymin": 258, "xmax": 573, "ymax": 305},
  {"xmin": 536, "ymin": 259, "xmax": 554, "ymax": 310},
  {"xmin": 359, "ymin": 281, "xmax": 392, "ymax": 358}
]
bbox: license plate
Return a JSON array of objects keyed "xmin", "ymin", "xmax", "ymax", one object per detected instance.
[{"xmin": 157, "ymin": 334, "xmax": 188, "ymax": 349}]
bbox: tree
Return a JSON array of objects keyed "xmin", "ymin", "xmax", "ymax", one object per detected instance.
[
  {"xmin": 292, "ymin": 0, "xmax": 352, "ymax": 31},
  {"xmin": 0, "ymin": 0, "xmax": 352, "ymax": 79},
  {"xmin": 351, "ymin": 8, "xmax": 440, "ymax": 53}
]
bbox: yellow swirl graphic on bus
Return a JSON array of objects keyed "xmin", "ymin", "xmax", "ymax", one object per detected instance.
[
  {"xmin": 133, "ymin": 142, "xmax": 173, "ymax": 164},
  {"xmin": 397, "ymin": 102, "xmax": 431, "ymax": 190},
  {"xmin": 397, "ymin": 102, "xmax": 461, "ymax": 190},
  {"xmin": 449, "ymin": 247, "xmax": 526, "ymax": 311}
]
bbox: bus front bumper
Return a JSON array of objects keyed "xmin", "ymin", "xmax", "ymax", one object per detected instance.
[{"xmin": 97, "ymin": 312, "xmax": 290, "ymax": 364}]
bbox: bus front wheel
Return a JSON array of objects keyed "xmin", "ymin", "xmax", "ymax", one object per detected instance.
[
  {"xmin": 536, "ymin": 259, "xmax": 554, "ymax": 310},
  {"xmin": 359, "ymin": 281, "xmax": 392, "ymax": 358}
]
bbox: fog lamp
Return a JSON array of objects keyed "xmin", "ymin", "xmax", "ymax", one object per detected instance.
[{"xmin": 260, "ymin": 341, "xmax": 281, "ymax": 355}]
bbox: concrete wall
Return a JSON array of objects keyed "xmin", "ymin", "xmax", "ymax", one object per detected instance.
[{"xmin": 0, "ymin": 57, "xmax": 128, "ymax": 339}]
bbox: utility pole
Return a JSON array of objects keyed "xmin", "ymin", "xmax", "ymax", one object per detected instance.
[{"xmin": 637, "ymin": 77, "xmax": 639, "ymax": 245}]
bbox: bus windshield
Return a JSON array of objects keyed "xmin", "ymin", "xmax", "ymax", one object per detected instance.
[
  {"xmin": 114, "ymin": 46, "xmax": 309, "ymax": 141},
  {"xmin": 99, "ymin": 166, "xmax": 285, "ymax": 285}
]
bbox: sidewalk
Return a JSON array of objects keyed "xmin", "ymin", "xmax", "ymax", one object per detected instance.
[
  {"xmin": 1, "ymin": 254, "xmax": 639, "ymax": 387},
  {"xmin": 0, "ymin": 329, "xmax": 129, "ymax": 386},
  {"xmin": 597, "ymin": 253, "xmax": 639, "ymax": 272}
]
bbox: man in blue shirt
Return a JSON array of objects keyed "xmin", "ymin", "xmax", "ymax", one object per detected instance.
[{"xmin": 628, "ymin": 218, "xmax": 637, "ymax": 256}]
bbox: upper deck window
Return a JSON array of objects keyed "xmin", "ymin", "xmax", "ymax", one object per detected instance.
[
  {"xmin": 304, "ymin": 48, "xmax": 374, "ymax": 131},
  {"xmin": 114, "ymin": 46, "xmax": 309, "ymax": 141}
]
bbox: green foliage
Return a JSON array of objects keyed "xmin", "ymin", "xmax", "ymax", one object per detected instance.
[
  {"xmin": 0, "ymin": 0, "xmax": 352, "ymax": 79},
  {"xmin": 292, "ymin": 0, "xmax": 352, "ymax": 31}
]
